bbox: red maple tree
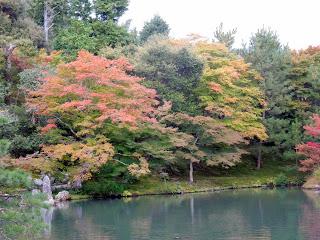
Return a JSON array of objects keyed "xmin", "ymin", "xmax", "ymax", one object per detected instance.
[
  {"xmin": 27, "ymin": 50, "xmax": 158, "ymax": 133},
  {"xmin": 297, "ymin": 114, "xmax": 320, "ymax": 172}
]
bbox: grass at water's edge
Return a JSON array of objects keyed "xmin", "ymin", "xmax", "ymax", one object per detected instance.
[
  {"xmin": 124, "ymin": 176, "xmax": 302, "ymax": 196},
  {"xmin": 81, "ymin": 158, "xmax": 306, "ymax": 199},
  {"xmin": 70, "ymin": 164, "xmax": 305, "ymax": 200}
]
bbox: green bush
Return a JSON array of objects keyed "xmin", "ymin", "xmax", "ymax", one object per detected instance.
[
  {"xmin": 82, "ymin": 180, "xmax": 125, "ymax": 197},
  {"xmin": 274, "ymin": 173, "xmax": 289, "ymax": 186},
  {"xmin": 0, "ymin": 168, "xmax": 32, "ymax": 189},
  {"xmin": 9, "ymin": 134, "xmax": 42, "ymax": 157},
  {"xmin": 0, "ymin": 139, "xmax": 10, "ymax": 157},
  {"xmin": 81, "ymin": 163, "xmax": 138, "ymax": 197}
]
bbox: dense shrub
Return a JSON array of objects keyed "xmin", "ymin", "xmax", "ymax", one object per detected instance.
[
  {"xmin": 9, "ymin": 134, "xmax": 42, "ymax": 157},
  {"xmin": 0, "ymin": 168, "xmax": 32, "ymax": 189},
  {"xmin": 81, "ymin": 163, "xmax": 138, "ymax": 196},
  {"xmin": 274, "ymin": 173, "xmax": 289, "ymax": 186},
  {"xmin": 82, "ymin": 180, "xmax": 125, "ymax": 197}
]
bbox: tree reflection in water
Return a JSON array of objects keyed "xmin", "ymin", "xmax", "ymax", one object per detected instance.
[
  {"xmin": 300, "ymin": 190, "xmax": 320, "ymax": 240},
  {"xmin": 43, "ymin": 189, "xmax": 320, "ymax": 240}
]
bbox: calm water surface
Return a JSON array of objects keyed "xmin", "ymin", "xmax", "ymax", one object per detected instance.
[{"xmin": 45, "ymin": 189, "xmax": 320, "ymax": 240}]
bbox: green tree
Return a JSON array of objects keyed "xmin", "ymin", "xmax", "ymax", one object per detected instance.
[
  {"xmin": 51, "ymin": 0, "xmax": 133, "ymax": 56},
  {"xmin": 54, "ymin": 20, "xmax": 133, "ymax": 57},
  {"xmin": 29, "ymin": 0, "xmax": 69, "ymax": 50},
  {"xmin": 133, "ymin": 37, "xmax": 203, "ymax": 114},
  {"xmin": 139, "ymin": 15, "xmax": 170, "ymax": 43},
  {"xmin": 197, "ymin": 42, "xmax": 267, "ymax": 141},
  {"xmin": 161, "ymin": 112, "xmax": 246, "ymax": 183},
  {"xmin": 0, "ymin": 0, "xmax": 42, "ymax": 105},
  {"xmin": 94, "ymin": 0, "xmax": 129, "ymax": 22},
  {"xmin": 68, "ymin": 0, "xmax": 92, "ymax": 21},
  {"xmin": 213, "ymin": 22, "xmax": 237, "ymax": 49},
  {"xmin": 241, "ymin": 28, "xmax": 292, "ymax": 168},
  {"xmin": 0, "ymin": 0, "xmax": 42, "ymax": 72},
  {"xmin": 53, "ymin": 20, "xmax": 97, "ymax": 57}
]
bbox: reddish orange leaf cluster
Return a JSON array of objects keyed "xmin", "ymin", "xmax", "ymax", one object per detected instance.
[
  {"xmin": 27, "ymin": 50, "xmax": 158, "ymax": 131},
  {"xmin": 297, "ymin": 115, "xmax": 320, "ymax": 172},
  {"xmin": 208, "ymin": 82, "xmax": 222, "ymax": 93}
]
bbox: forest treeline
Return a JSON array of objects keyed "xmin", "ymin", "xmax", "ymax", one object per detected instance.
[{"xmin": 1, "ymin": 0, "xmax": 320, "ymax": 197}]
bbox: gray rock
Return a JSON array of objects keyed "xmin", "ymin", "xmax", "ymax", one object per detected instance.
[
  {"xmin": 55, "ymin": 191, "xmax": 71, "ymax": 202},
  {"xmin": 34, "ymin": 178, "xmax": 43, "ymax": 186},
  {"xmin": 42, "ymin": 175, "xmax": 53, "ymax": 202},
  {"xmin": 32, "ymin": 189, "xmax": 41, "ymax": 196},
  {"xmin": 72, "ymin": 179, "xmax": 82, "ymax": 189}
]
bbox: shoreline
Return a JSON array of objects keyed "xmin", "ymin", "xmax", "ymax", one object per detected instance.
[{"xmin": 70, "ymin": 182, "xmax": 303, "ymax": 201}]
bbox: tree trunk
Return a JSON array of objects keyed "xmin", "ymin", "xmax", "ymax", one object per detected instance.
[
  {"xmin": 44, "ymin": 0, "xmax": 54, "ymax": 52},
  {"xmin": 256, "ymin": 109, "xmax": 266, "ymax": 170},
  {"xmin": 44, "ymin": 1, "xmax": 49, "ymax": 51},
  {"xmin": 257, "ymin": 142, "xmax": 262, "ymax": 170},
  {"xmin": 2, "ymin": 43, "xmax": 16, "ymax": 104},
  {"xmin": 189, "ymin": 160, "xmax": 194, "ymax": 184},
  {"xmin": 3, "ymin": 43, "xmax": 16, "ymax": 80}
]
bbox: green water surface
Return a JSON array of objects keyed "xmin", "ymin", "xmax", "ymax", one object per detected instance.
[{"xmin": 46, "ymin": 189, "xmax": 320, "ymax": 240}]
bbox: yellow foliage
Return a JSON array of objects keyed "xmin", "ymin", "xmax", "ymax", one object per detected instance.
[
  {"xmin": 127, "ymin": 157, "xmax": 151, "ymax": 178},
  {"xmin": 14, "ymin": 136, "xmax": 114, "ymax": 183},
  {"xmin": 196, "ymin": 42, "xmax": 267, "ymax": 141}
]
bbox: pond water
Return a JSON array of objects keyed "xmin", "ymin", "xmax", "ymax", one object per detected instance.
[{"xmin": 45, "ymin": 189, "xmax": 320, "ymax": 240}]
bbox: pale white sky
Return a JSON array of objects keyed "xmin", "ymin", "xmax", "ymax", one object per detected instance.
[{"xmin": 120, "ymin": 0, "xmax": 320, "ymax": 50}]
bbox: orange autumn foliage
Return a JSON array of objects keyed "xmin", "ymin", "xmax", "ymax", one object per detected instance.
[
  {"xmin": 27, "ymin": 50, "xmax": 158, "ymax": 132},
  {"xmin": 18, "ymin": 51, "xmax": 160, "ymax": 182}
]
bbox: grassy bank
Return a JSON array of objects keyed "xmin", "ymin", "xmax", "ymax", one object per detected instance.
[
  {"xmin": 70, "ymin": 159, "xmax": 306, "ymax": 199},
  {"xmin": 122, "ymin": 158, "xmax": 305, "ymax": 196}
]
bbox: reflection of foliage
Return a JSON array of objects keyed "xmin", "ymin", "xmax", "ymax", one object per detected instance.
[
  {"xmin": 49, "ymin": 189, "xmax": 306, "ymax": 240},
  {"xmin": 0, "ymin": 168, "xmax": 46, "ymax": 240},
  {"xmin": 0, "ymin": 193, "xmax": 46, "ymax": 240},
  {"xmin": 300, "ymin": 191, "xmax": 320, "ymax": 239}
]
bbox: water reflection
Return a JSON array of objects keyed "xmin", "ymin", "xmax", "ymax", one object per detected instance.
[
  {"xmin": 44, "ymin": 189, "xmax": 320, "ymax": 240},
  {"xmin": 300, "ymin": 190, "xmax": 320, "ymax": 240}
]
